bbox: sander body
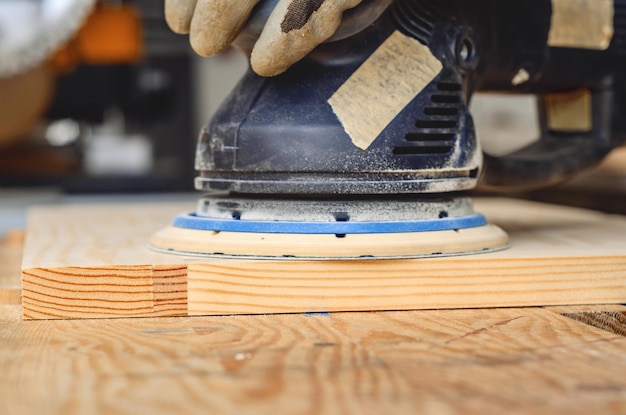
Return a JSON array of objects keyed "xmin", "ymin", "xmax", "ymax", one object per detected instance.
[{"xmin": 152, "ymin": 0, "xmax": 626, "ymax": 259}]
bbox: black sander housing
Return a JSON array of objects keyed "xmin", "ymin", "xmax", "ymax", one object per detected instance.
[
  {"xmin": 197, "ymin": 0, "xmax": 626, "ymax": 195},
  {"xmin": 152, "ymin": 0, "xmax": 626, "ymax": 258}
]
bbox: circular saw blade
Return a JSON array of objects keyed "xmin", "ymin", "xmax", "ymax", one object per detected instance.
[{"xmin": 0, "ymin": 0, "xmax": 96, "ymax": 78}]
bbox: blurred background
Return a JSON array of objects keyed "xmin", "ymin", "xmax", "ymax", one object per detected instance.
[
  {"xmin": 1, "ymin": 0, "xmax": 625, "ymax": 236},
  {"xmin": 0, "ymin": 0, "xmax": 249, "ymax": 193}
]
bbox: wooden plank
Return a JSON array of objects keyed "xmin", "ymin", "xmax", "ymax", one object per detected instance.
[
  {"xmin": 21, "ymin": 198, "xmax": 626, "ymax": 319},
  {"xmin": 186, "ymin": 256, "xmax": 626, "ymax": 315},
  {"xmin": 2, "ymin": 303, "xmax": 626, "ymax": 414},
  {"xmin": 20, "ymin": 203, "xmax": 190, "ymax": 319},
  {"xmin": 0, "ymin": 230, "xmax": 23, "ymax": 305}
]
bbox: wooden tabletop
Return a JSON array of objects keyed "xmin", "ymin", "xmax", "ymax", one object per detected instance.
[{"xmin": 2, "ymin": 231, "xmax": 626, "ymax": 414}]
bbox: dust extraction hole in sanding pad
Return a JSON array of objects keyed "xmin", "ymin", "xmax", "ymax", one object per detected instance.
[{"xmin": 149, "ymin": 196, "xmax": 509, "ymax": 259}]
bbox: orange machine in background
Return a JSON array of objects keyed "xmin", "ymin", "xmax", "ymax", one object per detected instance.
[{"xmin": 52, "ymin": 3, "xmax": 143, "ymax": 71}]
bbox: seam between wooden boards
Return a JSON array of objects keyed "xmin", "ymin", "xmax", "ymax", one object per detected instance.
[{"xmin": 21, "ymin": 264, "xmax": 189, "ymax": 319}]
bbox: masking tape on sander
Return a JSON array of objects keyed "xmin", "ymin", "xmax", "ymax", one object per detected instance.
[
  {"xmin": 328, "ymin": 30, "xmax": 442, "ymax": 150},
  {"xmin": 548, "ymin": 0, "xmax": 614, "ymax": 50}
]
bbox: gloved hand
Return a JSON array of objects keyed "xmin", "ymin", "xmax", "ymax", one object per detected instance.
[{"xmin": 165, "ymin": 0, "xmax": 362, "ymax": 76}]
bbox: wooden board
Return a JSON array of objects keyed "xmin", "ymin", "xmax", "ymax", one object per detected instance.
[
  {"xmin": 20, "ymin": 198, "xmax": 626, "ymax": 319},
  {"xmin": 2, "ymin": 303, "xmax": 626, "ymax": 414},
  {"xmin": 0, "ymin": 230, "xmax": 23, "ymax": 305},
  {"xmin": 5, "ymin": 236, "xmax": 626, "ymax": 414}
]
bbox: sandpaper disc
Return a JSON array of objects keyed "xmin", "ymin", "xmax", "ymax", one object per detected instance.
[{"xmin": 149, "ymin": 223, "xmax": 509, "ymax": 259}]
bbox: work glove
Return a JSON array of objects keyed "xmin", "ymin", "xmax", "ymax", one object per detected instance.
[{"xmin": 165, "ymin": 0, "xmax": 362, "ymax": 76}]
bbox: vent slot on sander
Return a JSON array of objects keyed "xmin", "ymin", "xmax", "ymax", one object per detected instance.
[{"xmin": 394, "ymin": 81, "xmax": 462, "ymax": 156}]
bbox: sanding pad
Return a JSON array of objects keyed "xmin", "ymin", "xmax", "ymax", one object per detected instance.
[
  {"xmin": 150, "ymin": 223, "xmax": 508, "ymax": 259},
  {"xmin": 149, "ymin": 195, "xmax": 509, "ymax": 259}
]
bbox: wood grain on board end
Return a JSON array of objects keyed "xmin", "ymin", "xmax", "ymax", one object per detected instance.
[{"xmin": 21, "ymin": 265, "xmax": 188, "ymax": 320}]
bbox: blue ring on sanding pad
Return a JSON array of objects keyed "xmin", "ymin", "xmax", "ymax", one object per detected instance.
[{"xmin": 172, "ymin": 213, "xmax": 488, "ymax": 234}]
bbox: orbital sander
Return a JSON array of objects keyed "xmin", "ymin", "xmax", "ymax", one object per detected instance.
[{"xmin": 152, "ymin": 0, "xmax": 626, "ymax": 259}]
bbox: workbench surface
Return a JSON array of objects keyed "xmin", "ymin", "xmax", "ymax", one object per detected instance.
[{"xmin": 2, "ymin": 231, "xmax": 626, "ymax": 414}]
